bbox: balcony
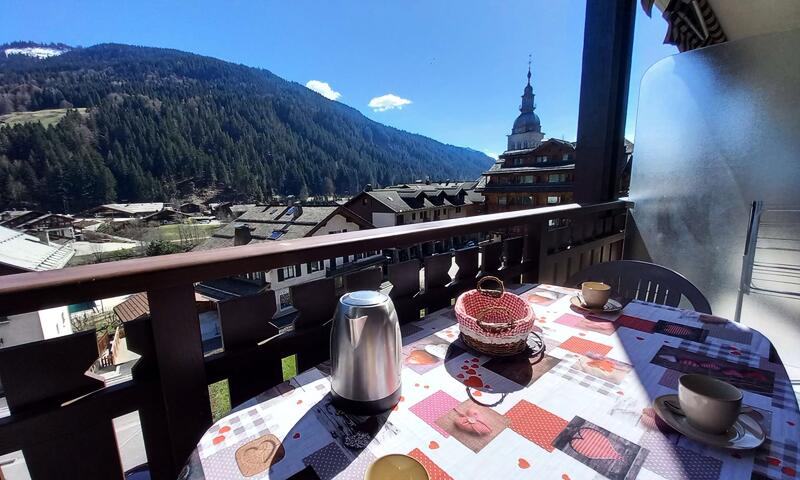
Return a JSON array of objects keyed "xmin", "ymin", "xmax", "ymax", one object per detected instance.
[
  {"xmin": 479, "ymin": 182, "xmax": 573, "ymax": 193},
  {"xmin": 2, "ymin": 2, "xmax": 799, "ymax": 479},
  {"xmin": 0, "ymin": 201, "xmax": 629, "ymax": 479}
]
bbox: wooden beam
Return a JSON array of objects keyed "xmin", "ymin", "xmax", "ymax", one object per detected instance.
[
  {"xmin": 147, "ymin": 285, "xmax": 211, "ymax": 476},
  {"xmin": 574, "ymin": 0, "xmax": 637, "ymax": 203}
]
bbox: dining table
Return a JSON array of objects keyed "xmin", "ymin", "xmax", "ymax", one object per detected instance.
[{"xmin": 182, "ymin": 283, "xmax": 800, "ymax": 480}]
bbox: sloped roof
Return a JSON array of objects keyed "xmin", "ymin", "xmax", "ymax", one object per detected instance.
[
  {"xmin": 113, "ymin": 292, "xmax": 150, "ymax": 322},
  {"xmin": 89, "ymin": 203, "xmax": 164, "ymax": 215},
  {"xmin": 0, "ymin": 225, "xmax": 75, "ymax": 272},
  {"xmin": 113, "ymin": 291, "xmax": 215, "ymax": 321},
  {"xmin": 359, "ymin": 180, "xmax": 483, "ymax": 213},
  {"xmin": 16, "ymin": 213, "xmax": 74, "ymax": 229},
  {"xmin": 193, "ymin": 205, "xmax": 351, "ymax": 251},
  {"xmin": 141, "ymin": 208, "xmax": 190, "ymax": 221}
]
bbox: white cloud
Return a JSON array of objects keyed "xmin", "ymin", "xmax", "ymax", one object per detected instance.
[
  {"xmin": 368, "ymin": 94, "xmax": 412, "ymax": 112},
  {"xmin": 305, "ymin": 80, "xmax": 341, "ymax": 101}
]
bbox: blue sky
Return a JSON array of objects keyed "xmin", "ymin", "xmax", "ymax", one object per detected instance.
[{"xmin": 2, "ymin": 1, "xmax": 675, "ymax": 158}]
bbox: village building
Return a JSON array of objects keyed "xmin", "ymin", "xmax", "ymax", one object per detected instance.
[
  {"xmin": 477, "ymin": 64, "xmax": 577, "ymax": 213},
  {"xmin": 113, "ymin": 291, "xmax": 222, "ymax": 352},
  {"xmin": 344, "ymin": 181, "xmax": 484, "ymax": 227},
  {"xmin": 0, "ymin": 211, "xmax": 75, "ymax": 240},
  {"xmin": 193, "ymin": 204, "xmax": 377, "ymax": 320},
  {"xmin": 0, "ymin": 226, "xmax": 75, "ymax": 353},
  {"xmin": 178, "ymin": 202, "xmax": 207, "ymax": 215},
  {"xmin": 83, "ymin": 203, "xmax": 165, "ymax": 218},
  {"xmin": 140, "ymin": 207, "xmax": 191, "ymax": 225},
  {"xmin": 343, "ymin": 180, "xmax": 484, "ymax": 260}
]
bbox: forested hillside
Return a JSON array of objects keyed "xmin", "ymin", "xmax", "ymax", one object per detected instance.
[{"xmin": 0, "ymin": 43, "xmax": 491, "ymax": 212}]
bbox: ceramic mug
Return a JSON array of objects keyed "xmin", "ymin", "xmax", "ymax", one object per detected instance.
[
  {"xmin": 365, "ymin": 454, "xmax": 429, "ymax": 480},
  {"xmin": 581, "ymin": 281, "xmax": 611, "ymax": 308},
  {"xmin": 678, "ymin": 374, "xmax": 743, "ymax": 434}
]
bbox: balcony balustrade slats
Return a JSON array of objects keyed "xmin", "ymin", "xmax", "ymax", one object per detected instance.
[
  {"xmin": 146, "ymin": 284, "xmax": 213, "ymax": 475},
  {"xmin": 217, "ymin": 293, "xmax": 282, "ymax": 406},
  {"xmin": 0, "ymin": 201, "xmax": 628, "ymax": 479}
]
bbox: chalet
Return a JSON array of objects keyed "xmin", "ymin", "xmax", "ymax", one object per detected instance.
[
  {"xmin": 178, "ymin": 202, "xmax": 207, "ymax": 215},
  {"xmin": 0, "ymin": 211, "xmax": 75, "ymax": 240},
  {"xmin": 83, "ymin": 203, "xmax": 165, "ymax": 218},
  {"xmin": 0, "ymin": 226, "xmax": 74, "ymax": 351},
  {"xmin": 343, "ymin": 181, "xmax": 484, "ymax": 259},
  {"xmin": 141, "ymin": 207, "xmax": 191, "ymax": 225},
  {"xmin": 194, "ymin": 204, "xmax": 376, "ymax": 319},
  {"xmin": 344, "ymin": 181, "xmax": 484, "ymax": 227}
]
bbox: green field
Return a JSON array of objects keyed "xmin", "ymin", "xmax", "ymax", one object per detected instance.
[
  {"xmin": 208, "ymin": 356, "xmax": 297, "ymax": 421},
  {"xmin": 151, "ymin": 223, "xmax": 220, "ymax": 242},
  {"xmin": 0, "ymin": 108, "xmax": 88, "ymax": 128}
]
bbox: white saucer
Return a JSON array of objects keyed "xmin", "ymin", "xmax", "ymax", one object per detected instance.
[
  {"xmin": 653, "ymin": 394, "xmax": 766, "ymax": 450},
  {"xmin": 570, "ymin": 295, "xmax": 623, "ymax": 313}
]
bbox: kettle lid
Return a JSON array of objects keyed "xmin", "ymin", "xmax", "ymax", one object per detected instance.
[{"xmin": 341, "ymin": 290, "xmax": 389, "ymax": 306}]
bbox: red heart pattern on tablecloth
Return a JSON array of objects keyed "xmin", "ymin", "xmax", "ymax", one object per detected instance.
[{"xmin": 569, "ymin": 428, "xmax": 623, "ymax": 461}]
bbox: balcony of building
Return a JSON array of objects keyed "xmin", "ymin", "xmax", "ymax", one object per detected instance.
[{"xmin": 0, "ymin": 1, "xmax": 799, "ymax": 479}]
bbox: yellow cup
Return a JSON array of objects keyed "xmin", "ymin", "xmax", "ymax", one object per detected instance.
[{"xmin": 365, "ymin": 454, "xmax": 430, "ymax": 480}]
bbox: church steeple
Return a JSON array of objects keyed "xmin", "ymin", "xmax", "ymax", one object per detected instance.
[
  {"xmin": 520, "ymin": 56, "xmax": 536, "ymax": 114},
  {"xmin": 506, "ymin": 56, "xmax": 543, "ymax": 150}
]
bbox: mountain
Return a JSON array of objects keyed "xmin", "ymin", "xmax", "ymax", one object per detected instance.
[{"xmin": 0, "ymin": 42, "xmax": 492, "ymax": 212}]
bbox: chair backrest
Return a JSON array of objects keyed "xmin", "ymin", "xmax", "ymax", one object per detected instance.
[{"xmin": 566, "ymin": 260, "xmax": 712, "ymax": 314}]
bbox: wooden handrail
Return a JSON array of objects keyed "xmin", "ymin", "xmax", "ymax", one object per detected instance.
[{"xmin": 0, "ymin": 201, "xmax": 629, "ymax": 315}]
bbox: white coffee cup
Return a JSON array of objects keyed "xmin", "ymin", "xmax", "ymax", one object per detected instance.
[
  {"xmin": 678, "ymin": 374, "xmax": 743, "ymax": 434},
  {"xmin": 581, "ymin": 281, "xmax": 611, "ymax": 308}
]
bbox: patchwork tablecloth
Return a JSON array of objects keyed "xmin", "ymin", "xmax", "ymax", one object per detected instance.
[{"xmin": 184, "ymin": 284, "xmax": 800, "ymax": 480}]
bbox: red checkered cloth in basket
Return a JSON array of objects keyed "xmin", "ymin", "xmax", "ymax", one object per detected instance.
[{"xmin": 455, "ymin": 289, "xmax": 534, "ymax": 338}]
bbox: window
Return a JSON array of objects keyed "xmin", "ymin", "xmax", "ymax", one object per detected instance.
[
  {"xmin": 498, "ymin": 196, "xmax": 508, "ymax": 206},
  {"xmin": 562, "ymin": 153, "xmax": 571, "ymax": 161},
  {"xmin": 277, "ymin": 265, "xmax": 300, "ymax": 281},
  {"xmin": 245, "ymin": 271, "xmax": 264, "ymax": 281},
  {"xmin": 548, "ymin": 174, "xmax": 566, "ymax": 183},
  {"xmin": 548, "ymin": 196, "xmax": 561, "ymax": 204},
  {"xmin": 512, "ymin": 157, "xmax": 523, "ymax": 166},
  {"xmin": 455, "ymin": 207, "xmax": 461, "ymax": 213},
  {"xmin": 412, "ymin": 212, "xmax": 416, "ymax": 220},
  {"xmin": 307, "ymin": 260, "xmax": 323, "ymax": 273},
  {"xmin": 536, "ymin": 155, "xmax": 548, "ymax": 163},
  {"xmin": 279, "ymin": 289, "xmax": 292, "ymax": 310},
  {"xmin": 520, "ymin": 175, "xmax": 534, "ymax": 184},
  {"xmin": 362, "ymin": 197, "xmax": 368, "ymax": 205},
  {"xmin": 397, "ymin": 215, "xmax": 405, "ymax": 225}
]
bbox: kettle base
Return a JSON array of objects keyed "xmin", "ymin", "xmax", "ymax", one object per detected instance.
[{"xmin": 331, "ymin": 387, "xmax": 401, "ymax": 415}]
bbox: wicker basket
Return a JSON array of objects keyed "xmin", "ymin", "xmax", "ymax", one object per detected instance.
[{"xmin": 455, "ymin": 276, "xmax": 535, "ymax": 356}]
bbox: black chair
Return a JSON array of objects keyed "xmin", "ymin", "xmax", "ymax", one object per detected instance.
[{"xmin": 566, "ymin": 260, "xmax": 712, "ymax": 314}]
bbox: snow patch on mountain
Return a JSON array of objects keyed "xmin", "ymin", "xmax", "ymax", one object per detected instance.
[{"xmin": 4, "ymin": 47, "xmax": 69, "ymax": 59}]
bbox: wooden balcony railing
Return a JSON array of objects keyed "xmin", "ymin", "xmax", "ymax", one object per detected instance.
[{"xmin": 0, "ymin": 200, "xmax": 629, "ymax": 479}]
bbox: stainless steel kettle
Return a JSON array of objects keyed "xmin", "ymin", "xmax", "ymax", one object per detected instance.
[{"xmin": 330, "ymin": 290, "xmax": 402, "ymax": 414}]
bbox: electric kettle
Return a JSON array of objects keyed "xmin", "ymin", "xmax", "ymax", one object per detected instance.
[{"xmin": 330, "ymin": 290, "xmax": 402, "ymax": 414}]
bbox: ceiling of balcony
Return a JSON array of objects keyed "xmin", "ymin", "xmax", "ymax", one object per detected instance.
[{"xmin": 708, "ymin": 0, "xmax": 800, "ymax": 41}]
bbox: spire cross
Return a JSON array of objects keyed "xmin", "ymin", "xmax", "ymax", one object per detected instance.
[{"xmin": 527, "ymin": 54, "xmax": 532, "ymax": 84}]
